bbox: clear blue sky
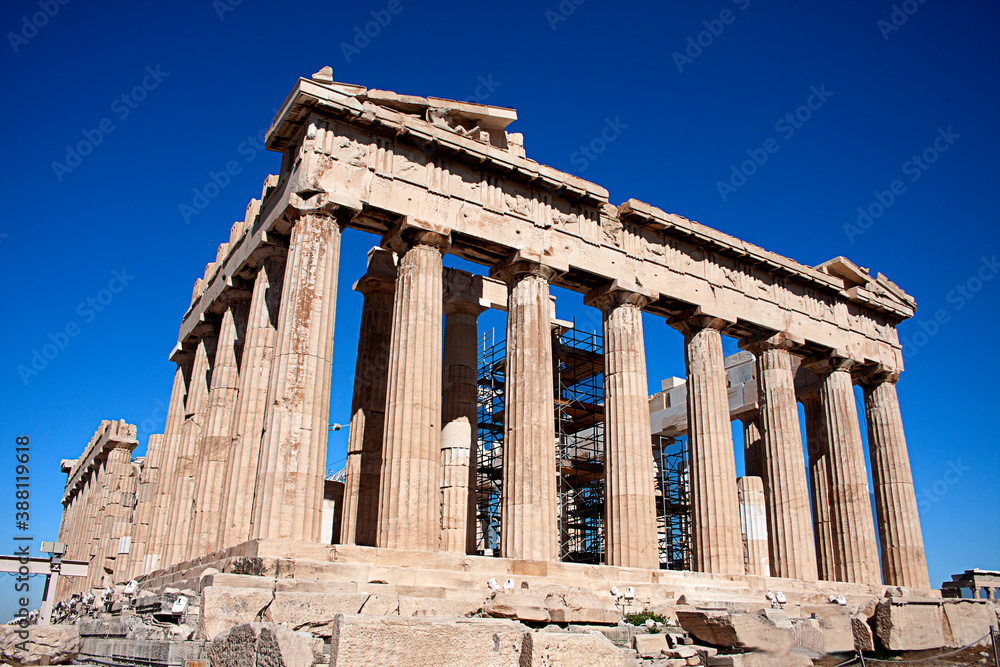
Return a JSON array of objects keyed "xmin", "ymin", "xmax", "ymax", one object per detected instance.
[{"xmin": 2, "ymin": 0, "xmax": 997, "ymax": 620}]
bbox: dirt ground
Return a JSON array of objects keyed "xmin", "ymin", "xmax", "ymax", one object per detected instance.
[{"xmin": 814, "ymin": 645, "xmax": 998, "ymax": 666}]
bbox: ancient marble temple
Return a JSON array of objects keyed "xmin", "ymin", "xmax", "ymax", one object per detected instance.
[{"xmin": 56, "ymin": 67, "xmax": 928, "ymax": 599}]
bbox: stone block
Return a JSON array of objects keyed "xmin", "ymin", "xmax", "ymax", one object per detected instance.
[
  {"xmin": 359, "ymin": 593, "xmax": 400, "ymax": 615},
  {"xmin": 403, "ymin": 597, "xmax": 483, "ymax": 618},
  {"xmin": 205, "ymin": 622, "xmax": 320, "ymax": 667},
  {"xmin": 0, "ymin": 624, "xmax": 81, "ymax": 666},
  {"xmin": 269, "ymin": 591, "xmax": 371, "ymax": 634},
  {"xmin": 633, "ymin": 632, "xmax": 669, "ymax": 658},
  {"xmin": 329, "ymin": 614, "xmax": 527, "ymax": 666},
  {"xmin": 851, "ymin": 614, "xmax": 874, "ymax": 651},
  {"xmin": 527, "ymin": 630, "xmax": 624, "ymax": 666},
  {"xmin": 676, "ymin": 610, "xmax": 791, "ymax": 653},
  {"xmin": 789, "ymin": 618, "xmax": 824, "ymax": 655},
  {"xmin": 544, "ymin": 591, "xmax": 620, "ymax": 624},
  {"xmin": 942, "ymin": 600, "xmax": 998, "ymax": 647},
  {"xmin": 484, "ymin": 589, "xmax": 550, "ymax": 622},
  {"xmin": 200, "ymin": 585, "xmax": 276, "ymax": 641},
  {"xmin": 874, "ymin": 600, "xmax": 946, "ymax": 651},
  {"xmin": 799, "ymin": 605, "xmax": 854, "ymax": 653}
]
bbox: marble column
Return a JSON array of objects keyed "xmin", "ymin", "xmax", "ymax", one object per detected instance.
[
  {"xmin": 737, "ymin": 476, "xmax": 770, "ymax": 576},
  {"xmin": 252, "ymin": 211, "xmax": 342, "ymax": 543},
  {"xmin": 218, "ymin": 250, "xmax": 286, "ymax": 548},
  {"xmin": 860, "ymin": 370, "xmax": 930, "ymax": 589},
  {"xmin": 747, "ymin": 338, "xmax": 818, "ymax": 581},
  {"xmin": 146, "ymin": 359, "xmax": 191, "ymax": 572},
  {"xmin": 104, "ymin": 446, "xmax": 138, "ymax": 585},
  {"xmin": 440, "ymin": 291, "xmax": 485, "ymax": 554},
  {"xmin": 191, "ymin": 293, "xmax": 250, "ymax": 556},
  {"xmin": 89, "ymin": 458, "xmax": 109, "ymax": 581},
  {"xmin": 166, "ymin": 331, "xmax": 217, "ymax": 565},
  {"xmin": 65, "ymin": 473, "xmax": 92, "ymax": 568},
  {"xmin": 801, "ymin": 392, "xmax": 835, "ymax": 581},
  {"xmin": 340, "ymin": 247, "xmax": 395, "ymax": 547},
  {"xmin": 493, "ymin": 257, "xmax": 558, "ymax": 562},
  {"xmin": 807, "ymin": 357, "xmax": 880, "ymax": 586},
  {"xmin": 376, "ymin": 230, "xmax": 449, "ymax": 552},
  {"xmin": 586, "ymin": 286, "xmax": 658, "ymax": 569},
  {"xmin": 128, "ymin": 432, "xmax": 163, "ymax": 578},
  {"xmin": 742, "ymin": 412, "xmax": 764, "ymax": 479},
  {"xmin": 675, "ymin": 316, "xmax": 744, "ymax": 575}
]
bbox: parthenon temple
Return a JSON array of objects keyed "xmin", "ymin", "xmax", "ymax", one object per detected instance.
[{"xmin": 48, "ymin": 69, "xmax": 994, "ymax": 665}]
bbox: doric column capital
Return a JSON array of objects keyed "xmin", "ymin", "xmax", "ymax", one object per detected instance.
[
  {"xmin": 443, "ymin": 298, "xmax": 487, "ymax": 317},
  {"xmin": 218, "ymin": 288, "xmax": 252, "ymax": 306},
  {"xmin": 739, "ymin": 330, "xmax": 804, "ymax": 355},
  {"xmin": 249, "ymin": 244, "xmax": 289, "ymax": 267},
  {"xmin": 383, "ymin": 218, "xmax": 451, "ymax": 255},
  {"xmin": 286, "ymin": 194, "xmax": 362, "ymax": 227},
  {"xmin": 353, "ymin": 247, "xmax": 398, "ymax": 296},
  {"xmin": 443, "ymin": 267, "xmax": 488, "ymax": 317},
  {"xmin": 669, "ymin": 308, "xmax": 733, "ymax": 337},
  {"xmin": 855, "ymin": 365, "xmax": 901, "ymax": 388},
  {"xmin": 798, "ymin": 390, "xmax": 821, "ymax": 407},
  {"xmin": 739, "ymin": 409, "xmax": 761, "ymax": 426},
  {"xmin": 169, "ymin": 343, "xmax": 195, "ymax": 365},
  {"xmin": 583, "ymin": 280, "xmax": 653, "ymax": 313},
  {"xmin": 804, "ymin": 354, "xmax": 855, "ymax": 377},
  {"xmin": 489, "ymin": 249, "xmax": 566, "ymax": 286}
]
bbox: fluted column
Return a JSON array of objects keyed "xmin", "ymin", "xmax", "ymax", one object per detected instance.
[
  {"xmin": 742, "ymin": 412, "xmax": 764, "ymax": 479},
  {"xmin": 747, "ymin": 338, "xmax": 818, "ymax": 581},
  {"xmin": 493, "ymin": 257, "xmax": 558, "ymax": 562},
  {"xmin": 440, "ymin": 291, "xmax": 485, "ymax": 554},
  {"xmin": 675, "ymin": 316, "xmax": 744, "ymax": 575},
  {"xmin": 860, "ymin": 371, "xmax": 929, "ymax": 589},
  {"xmin": 585, "ymin": 285, "xmax": 658, "ymax": 569},
  {"xmin": 807, "ymin": 357, "xmax": 880, "ymax": 585},
  {"xmin": 340, "ymin": 247, "xmax": 395, "ymax": 547},
  {"xmin": 165, "ymin": 332, "xmax": 217, "ymax": 565},
  {"xmin": 376, "ymin": 229, "xmax": 449, "ymax": 552},
  {"xmin": 128, "ymin": 433, "xmax": 163, "ymax": 578},
  {"xmin": 218, "ymin": 249, "xmax": 286, "ymax": 548},
  {"xmin": 191, "ymin": 293, "xmax": 250, "ymax": 556},
  {"xmin": 146, "ymin": 359, "xmax": 191, "ymax": 572},
  {"xmin": 801, "ymin": 392, "xmax": 835, "ymax": 581},
  {"xmin": 252, "ymin": 211, "xmax": 342, "ymax": 543},
  {"xmin": 737, "ymin": 476, "xmax": 770, "ymax": 576},
  {"xmin": 104, "ymin": 447, "xmax": 138, "ymax": 585}
]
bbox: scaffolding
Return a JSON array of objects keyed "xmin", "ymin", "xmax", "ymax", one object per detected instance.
[
  {"xmin": 475, "ymin": 329, "xmax": 505, "ymax": 554},
  {"xmin": 475, "ymin": 324, "xmax": 692, "ymax": 569},
  {"xmin": 553, "ymin": 325, "xmax": 605, "ymax": 564},
  {"xmin": 654, "ymin": 435, "xmax": 691, "ymax": 570}
]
